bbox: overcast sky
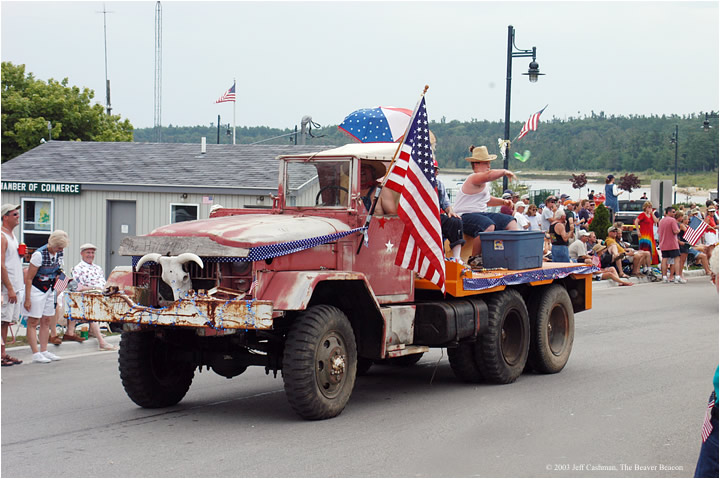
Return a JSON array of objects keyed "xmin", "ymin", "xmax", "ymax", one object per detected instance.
[{"xmin": 2, "ymin": 1, "xmax": 718, "ymax": 131}]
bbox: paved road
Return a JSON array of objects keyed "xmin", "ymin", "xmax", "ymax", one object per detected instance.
[{"xmin": 1, "ymin": 277, "xmax": 717, "ymax": 477}]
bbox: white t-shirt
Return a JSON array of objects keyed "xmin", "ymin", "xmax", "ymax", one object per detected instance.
[
  {"xmin": 525, "ymin": 214, "xmax": 541, "ymax": 231},
  {"xmin": 568, "ymin": 239, "xmax": 588, "ymax": 261},
  {"xmin": 514, "ymin": 212, "xmax": 530, "ymax": 229},
  {"xmin": 541, "ymin": 208, "xmax": 554, "ymax": 232}
]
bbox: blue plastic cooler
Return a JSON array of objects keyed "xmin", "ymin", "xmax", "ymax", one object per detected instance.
[{"xmin": 477, "ymin": 230, "xmax": 545, "ymax": 270}]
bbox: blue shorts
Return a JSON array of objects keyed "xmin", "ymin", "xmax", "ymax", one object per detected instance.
[{"xmin": 460, "ymin": 212, "xmax": 516, "ymax": 236}]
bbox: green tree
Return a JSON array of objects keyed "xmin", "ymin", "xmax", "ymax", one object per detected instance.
[
  {"xmin": 1, "ymin": 62, "xmax": 133, "ymax": 162},
  {"xmin": 589, "ymin": 203, "xmax": 612, "ymax": 241}
]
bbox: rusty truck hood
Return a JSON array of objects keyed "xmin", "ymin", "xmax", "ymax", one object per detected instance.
[{"xmin": 119, "ymin": 214, "xmax": 353, "ymax": 257}]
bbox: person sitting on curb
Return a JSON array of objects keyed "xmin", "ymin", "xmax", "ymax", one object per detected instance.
[
  {"xmin": 569, "ymin": 230, "xmax": 592, "ymax": 264},
  {"xmin": 452, "ymin": 145, "xmax": 519, "ymax": 268},
  {"xmin": 591, "ymin": 244, "xmax": 634, "ymax": 286},
  {"xmin": 69, "ymin": 243, "xmax": 117, "ymax": 351},
  {"xmin": 609, "ymin": 222, "xmax": 652, "ymax": 277}
]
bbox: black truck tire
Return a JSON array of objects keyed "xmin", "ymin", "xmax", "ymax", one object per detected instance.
[
  {"xmin": 527, "ymin": 284, "xmax": 574, "ymax": 374},
  {"xmin": 447, "ymin": 343, "xmax": 484, "ymax": 383},
  {"xmin": 119, "ymin": 331, "xmax": 195, "ymax": 408},
  {"xmin": 474, "ymin": 289, "xmax": 530, "ymax": 384},
  {"xmin": 282, "ymin": 305, "xmax": 357, "ymax": 420}
]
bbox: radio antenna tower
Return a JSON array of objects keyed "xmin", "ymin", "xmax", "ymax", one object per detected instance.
[
  {"xmin": 97, "ymin": 4, "xmax": 113, "ymax": 115},
  {"xmin": 154, "ymin": 1, "xmax": 162, "ymax": 142}
]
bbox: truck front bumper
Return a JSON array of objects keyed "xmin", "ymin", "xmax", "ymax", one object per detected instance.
[{"xmin": 63, "ymin": 291, "xmax": 274, "ymax": 330}]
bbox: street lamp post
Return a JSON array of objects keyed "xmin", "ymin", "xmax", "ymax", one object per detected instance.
[
  {"xmin": 502, "ymin": 25, "xmax": 543, "ymax": 191},
  {"xmin": 670, "ymin": 125, "xmax": 678, "ymax": 204},
  {"xmin": 703, "ymin": 112, "xmax": 719, "ymax": 199}
]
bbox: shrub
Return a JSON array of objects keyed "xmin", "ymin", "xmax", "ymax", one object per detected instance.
[{"xmin": 590, "ymin": 203, "xmax": 612, "ymax": 240}]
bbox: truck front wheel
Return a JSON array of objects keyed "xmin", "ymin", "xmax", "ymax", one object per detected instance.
[
  {"xmin": 474, "ymin": 289, "xmax": 530, "ymax": 384},
  {"xmin": 118, "ymin": 331, "xmax": 195, "ymax": 408},
  {"xmin": 282, "ymin": 305, "xmax": 357, "ymax": 420},
  {"xmin": 528, "ymin": 285, "xmax": 574, "ymax": 374}
]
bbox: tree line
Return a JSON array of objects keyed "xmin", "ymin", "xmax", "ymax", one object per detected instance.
[
  {"xmin": 3, "ymin": 61, "xmax": 716, "ymax": 174},
  {"xmin": 134, "ymin": 112, "xmax": 718, "ymax": 174}
]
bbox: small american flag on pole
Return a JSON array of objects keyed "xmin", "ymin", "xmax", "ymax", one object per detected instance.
[
  {"xmin": 516, "ymin": 105, "xmax": 547, "ymax": 141},
  {"xmin": 215, "ymin": 82, "xmax": 236, "ymax": 103},
  {"xmin": 391, "ymin": 96, "xmax": 445, "ymax": 293},
  {"xmin": 683, "ymin": 215, "xmax": 709, "ymax": 246},
  {"xmin": 54, "ymin": 275, "xmax": 70, "ymax": 294}
]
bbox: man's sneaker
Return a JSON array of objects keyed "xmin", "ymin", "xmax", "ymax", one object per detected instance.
[
  {"xmin": 674, "ymin": 277, "xmax": 687, "ymax": 284},
  {"xmin": 41, "ymin": 351, "xmax": 62, "ymax": 361},
  {"xmin": 32, "ymin": 352, "xmax": 51, "ymax": 363},
  {"xmin": 662, "ymin": 276, "xmax": 669, "ymax": 283}
]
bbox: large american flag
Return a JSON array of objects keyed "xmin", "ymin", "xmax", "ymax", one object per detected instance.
[
  {"xmin": 215, "ymin": 83, "xmax": 236, "ymax": 103},
  {"xmin": 684, "ymin": 215, "xmax": 709, "ymax": 246},
  {"xmin": 391, "ymin": 97, "xmax": 445, "ymax": 293},
  {"xmin": 516, "ymin": 105, "xmax": 547, "ymax": 141}
]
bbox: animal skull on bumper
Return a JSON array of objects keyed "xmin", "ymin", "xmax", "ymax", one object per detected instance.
[{"xmin": 136, "ymin": 253, "xmax": 204, "ymax": 301}]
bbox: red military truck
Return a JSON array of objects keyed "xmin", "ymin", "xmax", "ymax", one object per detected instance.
[{"xmin": 64, "ymin": 143, "xmax": 594, "ymax": 420}]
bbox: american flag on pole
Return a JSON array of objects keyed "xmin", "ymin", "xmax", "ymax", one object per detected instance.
[
  {"xmin": 391, "ymin": 97, "xmax": 445, "ymax": 293},
  {"xmin": 516, "ymin": 105, "xmax": 548, "ymax": 141},
  {"xmin": 215, "ymin": 82, "xmax": 236, "ymax": 103},
  {"xmin": 683, "ymin": 215, "xmax": 709, "ymax": 246},
  {"xmin": 701, "ymin": 394, "xmax": 715, "ymax": 442}
]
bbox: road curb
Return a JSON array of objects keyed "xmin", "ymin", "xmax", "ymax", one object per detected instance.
[{"xmin": 592, "ymin": 267, "xmax": 708, "ymax": 290}]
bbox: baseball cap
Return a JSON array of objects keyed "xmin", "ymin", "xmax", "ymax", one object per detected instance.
[
  {"xmin": 502, "ymin": 192, "xmax": 512, "ymax": 200},
  {"xmin": 579, "ymin": 230, "xmax": 590, "ymax": 238},
  {"xmin": 521, "ymin": 194, "xmax": 529, "ymax": 200},
  {"xmin": 607, "ymin": 225, "xmax": 618, "ymax": 233},
  {"xmin": 560, "ymin": 193, "xmax": 570, "ymax": 199},
  {"xmin": 539, "ymin": 203, "xmax": 545, "ymax": 208},
  {"xmin": 1, "ymin": 204, "xmax": 20, "ymax": 217},
  {"xmin": 80, "ymin": 243, "xmax": 97, "ymax": 252}
]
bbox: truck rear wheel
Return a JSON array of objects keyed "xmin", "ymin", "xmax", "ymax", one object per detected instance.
[
  {"xmin": 474, "ymin": 289, "xmax": 530, "ymax": 384},
  {"xmin": 448, "ymin": 343, "xmax": 484, "ymax": 383},
  {"xmin": 282, "ymin": 305, "xmax": 357, "ymax": 420},
  {"xmin": 528, "ymin": 285, "xmax": 574, "ymax": 374},
  {"xmin": 119, "ymin": 331, "xmax": 195, "ymax": 408}
]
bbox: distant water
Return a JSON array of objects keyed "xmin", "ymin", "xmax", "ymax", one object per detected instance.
[{"xmin": 439, "ymin": 174, "xmax": 711, "ymax": 204}]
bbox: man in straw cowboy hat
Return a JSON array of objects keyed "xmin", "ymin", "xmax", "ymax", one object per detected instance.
[{"xmin": 452, "ymin": 145, "xmax": 520, "ymax": 267}]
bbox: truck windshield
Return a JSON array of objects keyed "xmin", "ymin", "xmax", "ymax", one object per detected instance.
[{"xmin": 285, "ymin": 160, "xmax": 351, "ymax": 208}]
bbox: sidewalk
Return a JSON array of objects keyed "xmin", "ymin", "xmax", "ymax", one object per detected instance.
[
  {"xmin": 591, "ymin": 266, "xmax": 708, "ymax": 289},
  {"xmin": 4, "ymin": 330, "xmax": 121, "ymax": 365}
]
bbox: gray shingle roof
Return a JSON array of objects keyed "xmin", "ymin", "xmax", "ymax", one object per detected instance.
[{"xmin": 1, "ymin": 141, "xmax": 337, "ymax": 190}]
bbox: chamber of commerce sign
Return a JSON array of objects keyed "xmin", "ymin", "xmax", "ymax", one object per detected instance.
[{"xmin": 1, "ymin": 181, "xmax": 81, "ymax": 195}]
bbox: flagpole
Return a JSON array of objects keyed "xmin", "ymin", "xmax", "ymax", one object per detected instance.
[
  {"xmin": 357, "ymin": 85, "xmax": 429, "ymax": 254},
  {"xmin": 232, "ymin": 79, "xmax": 236, "ymax": 145}
]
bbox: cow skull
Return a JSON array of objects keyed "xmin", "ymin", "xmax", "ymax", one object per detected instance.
[{"xmin": 136, "ymin": 253, "xmax": 204, "ymax": 301}]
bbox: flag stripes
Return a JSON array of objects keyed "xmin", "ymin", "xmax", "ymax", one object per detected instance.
[
  {"xmin": 684, "ymin": 215, "xmax": 709, "ymax": 246},
  {"xmin": 516, "ymin": 105, "xmax": 547, "ymax": 141},
  {"xmin": 216, "ymin": 83, "xmax": 236, "ymax": 103}
]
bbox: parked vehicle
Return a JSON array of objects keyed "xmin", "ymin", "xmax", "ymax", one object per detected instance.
[
  {"xmin": 615, "ymin": 199, "xmax": 645, "ymax": 246},
  {"xmin": 64, "ymin": 143, "xmax": 594, "ymax": 420}
]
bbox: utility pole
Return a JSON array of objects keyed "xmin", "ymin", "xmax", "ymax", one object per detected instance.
[
  {"xmin": 217, "ymin": 115, "xmax": 221, "ymax": 144},
  {"xmin": 154, "ymin": 1, "xmax": 162, "ymax": 143},
  {"xmin": 97, "ymin": 4, "xmax": 113, "ymax": 115}
]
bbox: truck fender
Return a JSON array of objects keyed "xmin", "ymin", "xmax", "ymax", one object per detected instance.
[{"xmin": 258, "ymin": 271, "xmax": 387, "ymax": 359}]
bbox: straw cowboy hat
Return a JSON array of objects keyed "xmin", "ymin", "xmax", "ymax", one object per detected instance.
[
  {"xmin": 465, "ymin": 145, "xmax": 497, "ymax": 163},
  {"xmin": 361, "ymin": 160, "xmax": 387, "ymax": 179}
]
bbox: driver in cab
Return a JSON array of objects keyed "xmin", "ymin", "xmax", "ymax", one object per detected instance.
[{"xmin": 360, "ymin": 161, "xmax": 397, "ymax": 216}]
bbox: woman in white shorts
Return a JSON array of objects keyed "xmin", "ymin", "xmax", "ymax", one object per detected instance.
[{"xmin": 21, "ymin": 230, "xmax": 69, "ymax": 364}]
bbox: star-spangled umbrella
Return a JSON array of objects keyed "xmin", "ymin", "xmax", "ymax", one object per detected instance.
[{"xmin": 338, "ymin": 106, "xmax": 412, "ymax": 143}]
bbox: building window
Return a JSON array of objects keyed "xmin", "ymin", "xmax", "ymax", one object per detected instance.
[
  {"xmin": 170, "ymin": 203, "xmax": 199, "ymax": 223},
  {"xmin": 21, "ymin": 198, "xmax": 54, "ymax": 250}
]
